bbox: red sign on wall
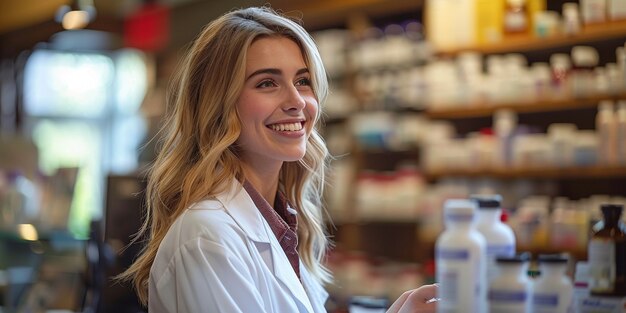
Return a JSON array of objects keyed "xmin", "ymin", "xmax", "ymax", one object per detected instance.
[{"xmin": 124, "ymin": 3, "xmax": 170, "ymax": 52}]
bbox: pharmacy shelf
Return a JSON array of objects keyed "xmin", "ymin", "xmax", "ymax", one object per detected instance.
[
  {"xmin": 435, "ymin": 19, "xmax": 626, "ymax": 56},
  {"xmin": 424, "ymin": 165, "xmax": 626, "ymax": 180},
  {"xmin": 517, "ymin": 245, "xmax": 587, "ymax": 261},
  {"xmin": 273, "ymin": 0, "xmax": 424, "ymax": 31},
  {"xmin": 424, "ymin": 93, "xmax": 626, "ymax": 119}
]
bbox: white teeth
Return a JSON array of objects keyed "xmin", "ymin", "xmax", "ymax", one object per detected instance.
[{"xmin": 270, "ymin": 122, "xmax": 303, "ymax": 132}]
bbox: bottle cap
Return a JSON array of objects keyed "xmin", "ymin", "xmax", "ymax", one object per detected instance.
[
  {"xmin": 550, "ymin": 53, "xmax": 571, "ymax": 70},
  {"xmin": 562, "ymin": 2, "xmax": 579, "ymax": 17},
  {"xmin": 470, "ymin": 194, "xmax": 502, "ymax": 209},
  {"xmin": 444, "ymin": 199, "xmax": 476, "ymax": 222},
  {"xmin": 496, "ymin": 252, "xmax": 531, "ymax": 263},
  {"xmin": 571, "ymin": 46, "xmax": 599, "ymax": 67},
  {"xmin": 537, "ymin": 254, "xmax": 568, "ymax": 263},
  {"xmin": 600, "ymin": 204, "xmax": 623, "ymax": 218}
]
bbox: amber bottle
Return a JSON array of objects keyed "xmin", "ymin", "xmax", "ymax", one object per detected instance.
[{"xmin": 588, "ymin": 204, "xmax": 626, "ymax": 296}]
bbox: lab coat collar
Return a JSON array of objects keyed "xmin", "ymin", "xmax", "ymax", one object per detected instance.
[
  {"xmin": 214, "ymin": 179, "xmax": 267, "ymax": 243},
  {"xmin": 215, "ymin": 179, "xmax": 317, "ymax": 313}
]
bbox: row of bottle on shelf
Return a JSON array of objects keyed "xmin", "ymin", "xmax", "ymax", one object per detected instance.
[
  {"xmin": 325, "ymin": 195, "xmax": 626, "ymax": 312},
  {"xmin": 427, "ymin": 0, "xmax": 626, "ymax": 50},
  {"xmin": 425, "ymin": 104, "xmax": 626, "ymax": 173},
  {"xmin": 357, "ymin": 42, "xmax": 625, "ymax": 113},
  {"xmin": 315, "ymin": 23, "xmax": 626, "ymax": 115},
  {"xmin": 327, "ymin": 250, "xmax": 625, "ymax": 313},
  {"xmin": 327, "ymin": 160, "xmax": 625, "ymax": 250},
  {"xmin": 436, "ymin": 195, "xmax": 625, "ymax": 312},
  {"xmin": 424, "ymin": 43, "xmax": 626, "ymax": 110},
  {"xmin": 325, "ymin": 101, "xmax": 626, "ymax": 173}
]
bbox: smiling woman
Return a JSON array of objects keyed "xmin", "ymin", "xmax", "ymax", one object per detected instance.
[
  {"xmin": 237, "ymin": 36, "xmax": 319, "ymax": 191},
  {"xmin": 116, "ymin": 6, "xmax": 437, "ymax": 313}
]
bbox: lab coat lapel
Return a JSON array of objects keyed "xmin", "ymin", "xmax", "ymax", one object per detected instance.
[
  {"xmin": 217, "ymin": 179, "xmax": 315, "ymax": 313},
  {"xmin": 300, "ymin": 264, "xmax": 329, "ymax": 313},
  {"xmin": 266, "ymin": 231, "xmax": 315, "ymax": 313}
]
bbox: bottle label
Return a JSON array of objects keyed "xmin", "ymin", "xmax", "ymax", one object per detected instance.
[
  {"xmin": 487, "ymin": 244, "xmax": 516, "ymax": 256},
  {"xmin": 437, "ymin": 248, "xmax": 470, "ymax": 260},
  {"xmin": 489, "ymin": 290, "xmax": 529, "ymax": 313},
  {"xmin": 486, "ymin": 244, "xmax": 516, "ymax": 282},
  {"xmin": 439, "ymin": 270, "xmax": 460, "ymax": 306},
  {"xmin": 588, "ymin": 239, "xmax": 616, "ymax": 293},
  {"xmin": 436, "ymin": 248, "xmax": 483, "ymax": 313},
  {"xmin": 489, "ymin": 290, "xmax": 528, "ymax": 302},
  {"xmin": 532, "ymin": 293, "xmax": 559, "ymax": 312},
  {"xmin": 580, "ymin": 297, "xmax": 626, "ymax": 312},
  {"xmin": 446, "ymin": 213, "xmax": 474, "ymax": 223}
]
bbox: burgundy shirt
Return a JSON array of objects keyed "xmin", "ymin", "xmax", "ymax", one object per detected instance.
[{"xmin": 243, "ymin": 181, "xmax": 300, "ymax": 278}]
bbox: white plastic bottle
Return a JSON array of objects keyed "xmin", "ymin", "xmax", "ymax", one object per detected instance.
[
  {"xmin": 617, "ymin": 100, "xmax": 626, "ymax": 165},
  {"xmin": 436, "ymin": 199, "xmax": 487, "ymax": 313},
  {"xmin": 494, "ymin": 109, "xmax": 518, "ymax": 168},
  {"xmin": 608, "ymin": 0, "xmax": 626, "ymax": 20},
  {"xmin": 596, "ymin": 100, "xmax": 617, "ymax": 166},
  {"xmin": 572, "ymin": 261, "xmax": 589, "ymax": 313},
  {"xmin": 488, "ymin": 253, "xmax": 533, "ymax": 313},
  {"xmin": 532, "ymin": 254, "xmax": 574, "ymax": 313},
  {"xmin": 425, "ymin": 0, "xmax": 475, "ymax": 50},
  {"xmin": 581, "ymin": 0, "xmax": 608, "ymax": 24},
  {"xmin": 472, "ymin": 194, "xmax": 516, "ymax": 283}
]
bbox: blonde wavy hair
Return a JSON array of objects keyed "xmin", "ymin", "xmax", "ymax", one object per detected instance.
[{"xmin": 118, "ymin": 6, "xmax": 331, "ymax": 305}]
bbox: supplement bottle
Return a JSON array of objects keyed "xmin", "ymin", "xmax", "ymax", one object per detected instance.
[
  {"xmin": 472, "ymin": 194, "xmax": 516, "ymax": 283},
  {"xmin": 504, "ymin": 0, "xmax": 529, "ymax": 34},
  {"xmin": 488, "ymin": 253, "xmax": 532, "ymax": 313},
  {"xmin": 596, "ymin": 100, "xmax": 617, "ymax": 166},
  {"xmin": 617, "ymin": 100, "xmax": 626, "ymax": 165},
  {"xmin": 436, "ymin": 199, "xmax": 487, "ymax": 313},
  {"xmin": 588, "ymin": 204, "xmax": 626, "ymax": 296},
  {"xmin": 572, "ymin": 261, "xmax": 589, "ymax": 313},
  {"xmin": 532, "ymin": 254, "xmax": 574, "ymax": 313}
]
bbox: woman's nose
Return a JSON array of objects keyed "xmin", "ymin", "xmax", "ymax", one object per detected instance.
[{"xmin": 282, "ymin": 85, "xmax": 306, "ymax": 112}]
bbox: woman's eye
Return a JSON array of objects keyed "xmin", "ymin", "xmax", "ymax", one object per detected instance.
[
  {"xmin": 295, "ymin": 78, "xmax": 311, "ymax": 86},
  {"xmin": 257, "ymin": 80, "xmax": 277, "ymax": 88}
]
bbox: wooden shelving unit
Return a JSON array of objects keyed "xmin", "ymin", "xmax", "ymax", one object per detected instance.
[
  {"xmin": 517, "ymin": 245, "xmax": 587, "ymax": 261},
  {"xmin": 424, "ymin": 165, "xmax": 626, "ymax": 180},
  {"xmin": 435, "ymin": 19, "xmax": 626, "ymax": 56},
  {"xmin": 273, "ymin": 0, "xmax": 424, "ymax": 30},
  {"xmin": 317, "ymin": 2, "xmax": 626, "ymax": 271},
  {"xmin": 425, "ymin": 93, "xmax": 626, "ymax": 119}
]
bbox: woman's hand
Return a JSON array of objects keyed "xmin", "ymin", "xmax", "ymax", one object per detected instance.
[{"xmin": 386, "ymin": 284, "xmax": 438, "ymax": 313}]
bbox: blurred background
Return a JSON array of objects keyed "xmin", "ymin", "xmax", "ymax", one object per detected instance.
[{"xmin": 0, "ymin": 0, "xmax": 625, "ymax": 312}]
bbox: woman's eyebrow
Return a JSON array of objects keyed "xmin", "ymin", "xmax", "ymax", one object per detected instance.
[
  {"xmin": 247, "ymin": 68, "xmax": 281, "ymax": 80},
  {"xmin": 246, "ymin": 67, "xmax": 309, "ymax": 80},
  {"xmin": 295, "ymin": 68, "xmax": 309, "ymax": 76}
]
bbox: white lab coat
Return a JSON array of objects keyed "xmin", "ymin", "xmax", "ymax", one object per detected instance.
[{"xmin": 148, "ymin": 179, "xmax": 329, "ymax": 313}]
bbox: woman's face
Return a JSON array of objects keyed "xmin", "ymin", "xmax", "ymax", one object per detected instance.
[{"xmin": 235, "ymin": 36, "xmax": 318, "ymax": 171}]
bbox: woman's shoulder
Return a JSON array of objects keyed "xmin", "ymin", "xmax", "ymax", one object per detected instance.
[
  {"xmin": 168, "ymin": 199, "xmax": 244, "ymax": 244},
  {"xmin": 152, "ymin": 199, "xmax": 250, "ymax": 271},
  {"xmin": 150, "ymin": 199, "xmax": 256, "ymax": 286}
]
